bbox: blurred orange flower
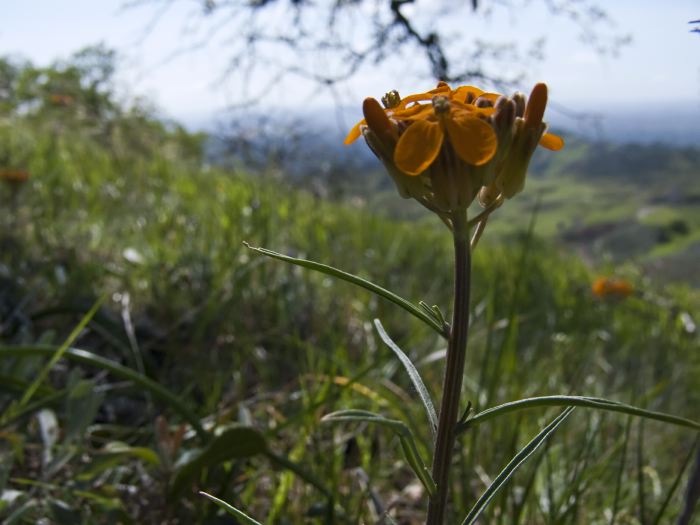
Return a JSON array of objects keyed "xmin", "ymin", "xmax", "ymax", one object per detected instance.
[
  {"xmin": 0, "ymin": 169, "xmax": 30, "ymax": 184},
  {"xmin": 49, "ymin": 94, "xmax": 75, "ymax": 107},
  {"xmin": 592, "ymin": 277, "xmax": 634, "ymax": 300}
]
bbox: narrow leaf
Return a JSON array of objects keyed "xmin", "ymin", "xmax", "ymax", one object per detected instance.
[
  {"xmin": 652, "ymin": 437, "xmax": 698, "ymax": 525},
  {"xmin": 265, "ymin": 450, "xmax": 334, "ymax": 499},
  {"xmin": 458, "ymin": 395, "xmax": 700, "ymax": 434},
  {"xmin": 0, "ymin": 345, "xmax": 208, "ymax": 441},
  {"xmin": 461, "ymin": 407, "xmax": 575, "ymax": 525},
  {"xmin": 199, "ymin": 491, "xmax": 263, "ymax": 525},
  {"xmin": 322, "ymin": 409, "xmax": 436, "ymax": 496},
  {"xmin": 170, "ymin": 425, "xmax": 267, "ymax": 497},
  {"xmin": 18, "ymin": 296, "xmax": 104, "ymax": 408},
  {"xmin": 374, "ymin": 319, "xmax": 438, "ymax": 441},
  {"xmin": 244, "ymin": 243, "xmax": 447, "ymax": 337}
]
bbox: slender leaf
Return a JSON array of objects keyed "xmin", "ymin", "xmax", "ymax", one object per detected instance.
[
  {"xmin": 458, "ymin": 396, "xmax": 700, "ymax": 434},
  {"xmin": 652, "ymin": 437, "xmax": 698, "ymax": 525},
  {"xmin": 18, "ymin": 296, "xmax": 104, "ymax": 409},
  {"xmin": 610, "ymin": 416, "xmax": 633, "ymax": 525},
  {"xmin": 170, "ymin": 425, "xmax": 267, "ymax": 497},
  {"xmin": 461, "ymin": 407, "xmax": 575, "ymax": 525},
  {"xmin": 678, "ymin": 442, "xmax": 700, "ymax": 525},
  {"xmin": 199, "ymin": 491, "xmax": 263, "ymax": 525},
  {"xmin": 244, "ymin": 243, "xmax": 447, "ymax": 337},
  {"xmin": 0, "ymin": 345, "xmax": 208, "ymax": 442},
  {"xmin": 374, "ymin": 319, "xmax": 437, "ymax": 441},
  {"xmin": 322, "ymin": 409, "xmax": 436, "ymax": 496},
  {"xmin": 637, "ymin": 419, "xmax": 647, "ymax": 525},
  {"xmin": 265, "ymin": 450, "xmax": 334, "ymax": 499}
]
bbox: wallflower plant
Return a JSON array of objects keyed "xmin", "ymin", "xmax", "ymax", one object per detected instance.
[{"xmin": 241, "ymin": 82, "xmax": 700, "ymax": 524}]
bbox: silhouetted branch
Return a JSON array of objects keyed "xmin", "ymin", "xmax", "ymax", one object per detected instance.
[{"xmin": 124, "ymin": 0, "xmax": 627, "ymax": 102}]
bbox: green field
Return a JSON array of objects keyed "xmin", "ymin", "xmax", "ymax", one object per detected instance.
[{"xmin": 1, "ymin": 55, "xmax": 699, "ymax": 524}]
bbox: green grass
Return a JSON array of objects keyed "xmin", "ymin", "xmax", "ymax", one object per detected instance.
[{"xmin": 1, "ymin": 105, "xmax": 699, "ymax": 524}]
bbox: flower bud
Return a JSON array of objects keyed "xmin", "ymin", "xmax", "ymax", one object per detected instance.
[
  {"xmin": 381, "ymin": 90, "xmax": 401, "ymax": 109},
  {"xmin": 512, "ymin": 92, "xmax": 526, "ymax": 118},
  {"xmin": 478, "ymin": 183, "xmax": 500, "ymax": 208},
  {"xmin": 363, "ymin": 97, "xmax": 397, "ymax": 147}
]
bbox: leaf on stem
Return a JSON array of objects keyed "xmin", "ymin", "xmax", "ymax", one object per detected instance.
[
  {"xmin": 374, "ymin": 319, "xmax": 438, "ymax": 441},
  {"xmin": 458, "ymin": 395, "xmax": 700, "ymax": 434},
  {"xmin": 244, "ymin": 243, "xmax": 448, "ymax": 337},
  {"xmin": 322, "ymin": 409, "xmax": 436, "ymax": 496},
  {"xmin": 460, "ymin": 407, "xmax": 575, "ymax": 525}
]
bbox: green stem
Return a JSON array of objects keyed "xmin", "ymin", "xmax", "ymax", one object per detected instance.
[{"xmin": 427, "ymin": 211, "xmax": 472, "ymax": 525}]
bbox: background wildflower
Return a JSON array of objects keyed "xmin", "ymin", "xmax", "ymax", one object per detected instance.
[{"xmin": 592, "ymin": 276, "xmax": 634, "ymax": 300}]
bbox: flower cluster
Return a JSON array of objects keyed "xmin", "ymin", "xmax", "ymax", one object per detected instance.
[
  {"xmin": 345, "ymin": 82, "xmax": 563, "ymax": 219},
  {"xmin": 592, "ymin": 277, "xmax": 634, "ymax": 301}
]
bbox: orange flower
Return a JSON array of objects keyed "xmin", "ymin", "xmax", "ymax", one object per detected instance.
[
  {"xmin": 592, "ymin": 277, "xmax": 634, "ymax": 300},
  {"xmin": 346, "ymin": 81, "xmax": 564, "ymax": 216},
  {"xmin": 49, "ymin": 94, "xmax": 74, "ymax": 107},
  {"xmin": 0, "ymin": 169, "xmax": 30, "ymax": 184},
  {"xmin": 391, "ymin": 95, "xmax": 498, "ymax": 175},
  {"xmin": 345, "ymin": 82, "xmax": 563, "ymax": 169}
]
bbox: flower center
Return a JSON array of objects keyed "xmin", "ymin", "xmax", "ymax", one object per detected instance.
[{"xmin": 431, "ymin": 95, "xmax": 450, "ymax": 115}]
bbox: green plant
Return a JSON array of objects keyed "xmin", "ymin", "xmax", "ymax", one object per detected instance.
[{"xmin": 225, "ymin": 82, "xmax": 700, "ymax": 524}]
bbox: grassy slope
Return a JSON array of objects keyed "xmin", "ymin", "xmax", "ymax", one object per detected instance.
[
  {"xmin": 363, "ymin": 136, "xmax": 700, "ymax": 284},
  {"xmin": 1, "ymin": 116, "xmax": 699, "ymax": 523}
]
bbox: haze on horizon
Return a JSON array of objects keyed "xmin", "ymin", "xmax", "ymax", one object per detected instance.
[{"xmin": 2, "ymin": 0, "xmax": 699, "ymax": 143}]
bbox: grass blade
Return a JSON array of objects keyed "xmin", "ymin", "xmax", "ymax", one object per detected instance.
[
  {"xmin": 610, "ymin": 416, "xmax": 633, "ymax": 525},
  {"xmin": 374, "ymin": 319, "xmax": 438, "ymax": 441},
  {"xmin": 199, "ymin": 491, "xmax": 263, "ymax": 525},
  {"xmin": 244, "ymin": 243, "xmax": 447, "ymax": 337},
  {"xmin": 652, "ymin": 437, "xmax": 698, "ymax": 525},
  {"xmin": 677, "ymin": 439, "xmax": 700, "ymax": 525},
  {"xmin": 322, "ymin": 409, "xmax": 436, "ymax": 496},
  {"xmin": 637, "ymin": 419, "xmax": 647, "ymax": 525},
  {"xmin": 18, "ymin": 296, "xmax": 104, "ymax": 409},
  {"xmin": 170, "ymin": 426, "xmax": 267, "ymax": 496},
  {"xmin": 0, "ymin": 345, "xmax": 208, "ymax": 442},
  {"xmin": 458, "ymin": 396, "xmax": 700, "ymax": 434},
  {"xmin": 460, "ymin": 407, "xmax": 575, "ymax": 525}
]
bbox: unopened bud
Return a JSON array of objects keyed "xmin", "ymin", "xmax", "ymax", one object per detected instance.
[
  {"xmin": 381, "ymin": 90, "xmax": 401, "ymax": 109},
  {"xmin": 475, "ymin": 96, "xmax": 494, "ymax": 108},
  {"xmin": 493, "ymin": 97, "xmax": 516, "ymax": 133},
  {"xmin": 512, "ymin": 92, "xmax": 526, "ymax": 118},
  {"xmin": 363, "ymin": 97, "xmax": 397, "ymax": 145},
  {"xmin": 478, "ymin": 183, "xmax": 500, "ymax": 208},
  {"xmin": 524, "ymin": 83, "xmax": 547, "ymax": 131}
]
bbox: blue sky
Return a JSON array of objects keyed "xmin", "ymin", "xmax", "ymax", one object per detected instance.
[{"xmin": 2, "ymin": 0, "xmax": 699, "ymax": 133}]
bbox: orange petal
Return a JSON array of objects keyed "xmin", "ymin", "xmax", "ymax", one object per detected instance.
[
  {"xmin": 444, "ymin": 113, "xmax": 497, "ymax": 166},
  {"xmin": 525, "ymin": 83, "xmax": 548, "ymax": 130},
  {"xmin": 392, "ymin": 103, "xmax": 434, "ymax": 121},
  {"xmin": 449, "ymin": 99, "xmax": 496, "ymax": 117},
  {"xmin": 451, "ymin": 85, "xmax": 485, "ymax": 103},
  {"xmin": 394, "ymin": 120, "xmax": 444, "ymax": 175},
  {"xmin": 363, "ymin": 97, "xmax": 395, "ymax": 141},
  {"xmin": 344, "ymin": 119, "xmax": 365, "ymax": 144},
  {"xmin": 539, "ymin": 132, "xmax": 564, "ymax": 151},
  {"xmin": 396, "ymin": 83, "xmax": 450, "ymax": 106},
  {"xmin": 429, "ymin": 83, "xmax": 452, "ymax": 95}
]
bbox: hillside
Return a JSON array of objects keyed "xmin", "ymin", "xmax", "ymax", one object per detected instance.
[{"xmin": 1, "ymin": 52, "xmax": 699, "ymax": 523}]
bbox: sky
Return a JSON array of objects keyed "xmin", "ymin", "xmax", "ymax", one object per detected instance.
[{"xmin": 1, "ymin": 0, "xmax": 699, "ymax": 139}]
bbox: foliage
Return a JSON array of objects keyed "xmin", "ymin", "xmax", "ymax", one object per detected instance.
[{"xmin": 0, "ymin": 54, "xmax": 699, "ymax": 523}]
